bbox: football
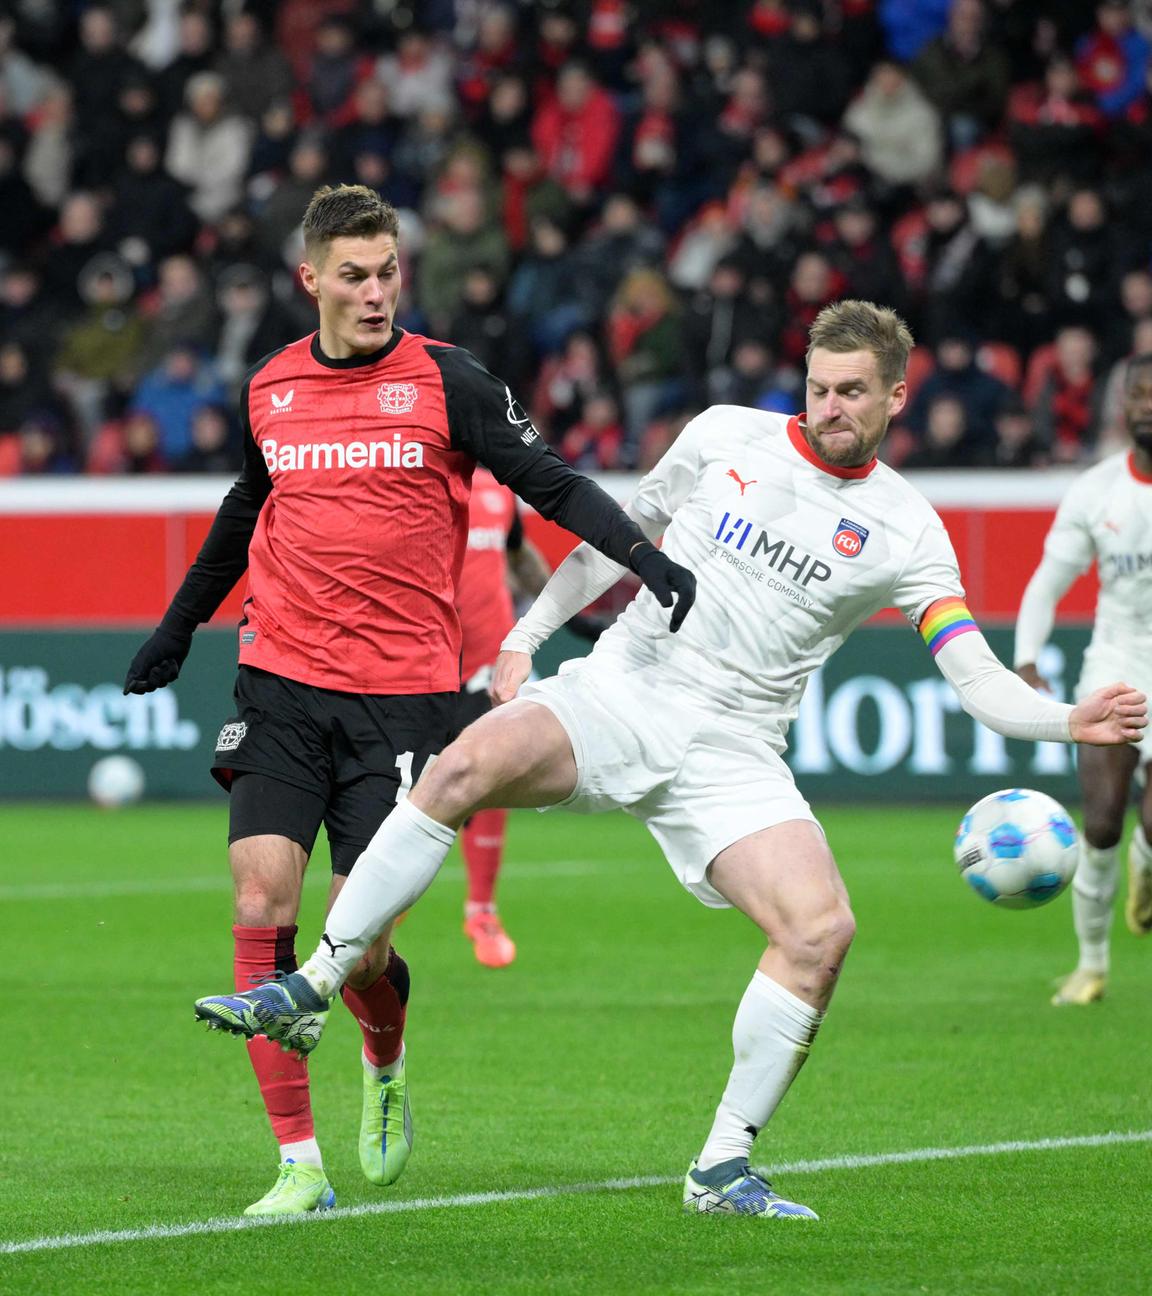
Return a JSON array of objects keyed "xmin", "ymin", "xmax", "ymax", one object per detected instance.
[
  {"xmin": 953, "ymin": 788, "xmax": 1079, "ymax": 909},
  {"xmin": 87, "ymin": 755, "xmax": 146, "ymax": 809}
]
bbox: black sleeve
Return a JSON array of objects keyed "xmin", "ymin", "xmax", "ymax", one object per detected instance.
[
  {"xmin": 162, "ymin": 391, "xmax": 272, "ymax": 632},
  {"xmin": 505, "ymin": 509, "xmax": 524, "ymax": 553},
  {"xmin": 430, "ymin": 344, "xmax": 648, "ymax": 568}
]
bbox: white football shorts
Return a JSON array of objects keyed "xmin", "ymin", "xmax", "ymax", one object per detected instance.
[
  {"xmin": 1077, "ymin": 642, "xmax": 1152, "ymax": 767},
  {"xmin": 520, "ymin": 658, "xmax": 817, "ymax": 907}
]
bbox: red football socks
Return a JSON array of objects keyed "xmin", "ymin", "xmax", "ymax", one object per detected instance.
[
  {"xmin": 341, "ymin": 948, "xmax": 409, "ymax": 1068},
  {"xmin": 462, "ymin": 808, "xmax": 507, "ymax": 908},
  {"xmin": 232, "ymin": 924, "xmax": 314, "ymax": 1144}
]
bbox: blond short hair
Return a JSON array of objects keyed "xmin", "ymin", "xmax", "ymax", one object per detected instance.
[{"xmin": 806, "ymin": 300, "xmax": 914, "ymax": 388}]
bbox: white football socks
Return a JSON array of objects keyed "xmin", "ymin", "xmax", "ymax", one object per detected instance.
[
  {"xmin": 1073, "ymin": 843, "xmax": 1118, "ymax": 974},
  {"xmin": 364, "ymin": 1044, "xmax": 404, "ymax": 1084},
  {"xmin": 280, "ymin": 1137, "xmax": 322, "ymax": 1169},
  {"xmin": 696, "ymin": 971, "xmax": 824, "ymax": 1171},
  {"xmin": 301, "ymin": 799, "xmax": 457, "ymax": 997}
]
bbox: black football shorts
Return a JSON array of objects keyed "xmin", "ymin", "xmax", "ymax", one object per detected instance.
[
  {"xmin": 452, "ymin": 684, "xmax": 493, "ymax": 737},
  {"xmin": 213, "ymin": 665, "xmax": 456, "ymax": 875}
]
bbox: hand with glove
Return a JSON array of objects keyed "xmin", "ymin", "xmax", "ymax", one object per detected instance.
[
  {"xmin": 123, "ymin": 616, "xmax": 195, "ymax": 694},
  {"xmin": 628, "ymin": 541, "xmax": 697, "ymax": 633}
]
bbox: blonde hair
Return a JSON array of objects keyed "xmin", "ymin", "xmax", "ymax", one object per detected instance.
[{"xmin": 806, "ymin": 299, "xmax": 914, "ymax": 388}]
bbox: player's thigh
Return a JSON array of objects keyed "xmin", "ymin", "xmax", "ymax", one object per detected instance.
[
  {"xmin": 708, "ymin": 820, "xmax": 851, "ymax": 949},
  {"xmin": 228, "ymin": 772, "xmax": 327, "ymax": 923},
  {"xmin": 1077, "ymin": 743, "xmax": 1139, "ymax": 839},
  {"xmin": 426, "ymin": 698, "xmax": 580, "ymax": 811}
]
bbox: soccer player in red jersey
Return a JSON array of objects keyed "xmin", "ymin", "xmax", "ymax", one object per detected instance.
[
  {"xmin": 124, "ymin": 184, "xmax": 695, "ymax": 1215},
  {"xmin": 455, "ymin": 466, "xmax": 551, "ymax": 967}
]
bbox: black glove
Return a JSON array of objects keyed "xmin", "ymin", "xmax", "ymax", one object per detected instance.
[
  {"xmin": 629, "ymin": 541, "xmax": 697, "ymax": 633},
  {"xmin": 123, "ymin": 619, "xmax": 195, "ymax": 695}
]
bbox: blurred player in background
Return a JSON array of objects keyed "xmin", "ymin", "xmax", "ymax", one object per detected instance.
[
  {"xmin": 125, "ymin": 184, "xmax": 695, "ymax": 1216},
  {"xmin": 455, "ymin": 465, "xmax": 550, "ymax": 966},
  {"xmin": 196, "ymin": 301, "xmax": 1144, "ymax": 1219},
  {"xmin": 1014, "ymin": 353, "xmax": 1152, "ymax": 1006}
]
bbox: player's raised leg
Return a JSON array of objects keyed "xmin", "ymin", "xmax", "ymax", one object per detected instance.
[
  {"xmin": 1053, "ymin": 744, "xmax": 1137, "ymax": 1005},
  {"xmin": 682, "ymin": 821, "xmax": 854, "ymax": 1220},
  {"xmin": 226, "ymin": 823, "xmax": 335, "ymax": 1216},
  {"xmin": 1125, "ymin": 770, "xmax": 1152, "ymax": 935},
  {"xmin": 194, "ymin": 700, "xmax": 578, "ymax": 1052}
]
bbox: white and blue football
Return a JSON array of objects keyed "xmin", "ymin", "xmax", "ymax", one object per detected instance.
[{"xmin": 954, "ymin": 788, "xmax": 1079, "ymax": 909}]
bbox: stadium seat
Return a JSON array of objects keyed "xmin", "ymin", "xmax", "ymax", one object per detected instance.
[
  {"xmin": 1023, "ymin": 343, "xmax": 1059, "ymax": 405},
  {"xmin": 0, "ymin": 435, "xmax": 20, "ymax": 475},
  {"xmin": 904, "ymin": 346, "xmax": 936, "ymax": 405}
]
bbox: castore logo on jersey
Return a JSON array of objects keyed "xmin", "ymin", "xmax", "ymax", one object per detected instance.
[
  {"xmin": 378, "ymin": 381, "xmax": 419, "ymax": 414},
  {"xmin": 270, "ymin": 389, "xmax": 294, "ymax": 414}
]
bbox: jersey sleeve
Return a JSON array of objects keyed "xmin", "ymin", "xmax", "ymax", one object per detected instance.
[
  {"xmin": 162, "ymin": 371, "xmax": 272, "ymax": 630},
  {"xmin": 428, "ymin": 344, "xmax": 550, "ymax": 483},
  {"xmin": 629, "ymin": 409, "xmax": 710, "ymax": 528},
  {"xmin": 1040, "ymin": 477, "xmax": 1096, "ymax": 573},
  {"xmin": 888, "ymin": 515, "xmax": 966, "ymax": 629}
]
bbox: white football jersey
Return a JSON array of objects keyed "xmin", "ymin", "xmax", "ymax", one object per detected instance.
[
  {"xmin": 1041, "ymin": 450, "xmax": 1152, "ymax": 653},
  {"xmin": 590, "ymin": 407, "xmax": 965, "ymax": 745}
]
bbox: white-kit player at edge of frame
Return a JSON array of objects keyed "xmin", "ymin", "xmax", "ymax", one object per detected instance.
[
  {"xmin": 194, "ymin": 300, "xmax": 1148, "ymax": 1221},
  {"xmin": 1014, "ymin": 351, "xmax": 1152, "ymax": 1008}
]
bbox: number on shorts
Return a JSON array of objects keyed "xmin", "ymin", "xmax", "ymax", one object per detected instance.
[{"xmin": 394, "ymin": 750, "xmax": 414, "ymax": 802}]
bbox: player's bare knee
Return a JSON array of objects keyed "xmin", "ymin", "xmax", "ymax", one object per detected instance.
[
  {"xmin": 233, "ymin": 881, "xmax": 297, "ymax": 927},
  {"xmin": 415, "ymin": 737, "xmax": 491, "ymax": 818},
  {"xmin": 1082, "ymin": 816, "xmax": 1123, "ymax": 851},
  {"xmin": 786, "ymin": 904, "xmax": 856, "ymax": 977}
]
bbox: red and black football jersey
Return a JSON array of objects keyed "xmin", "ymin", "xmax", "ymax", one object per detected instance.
[{"xmin": 165, "ymin": 328, "xmax": 649, "ymax": 697}]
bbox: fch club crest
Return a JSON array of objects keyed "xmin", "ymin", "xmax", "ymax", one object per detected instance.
[{"xmin": 832, "ymin": 518, "xmax": 869, "ymax": 558}]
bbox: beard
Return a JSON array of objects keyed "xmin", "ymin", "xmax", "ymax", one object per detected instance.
[
  {"xmin": 1130, "ymin": 423, "xmax": 1152, "ymax": 454},
  {"xmin": 806, "ymin": 418, "xmax": 880, "ymax": 468}
]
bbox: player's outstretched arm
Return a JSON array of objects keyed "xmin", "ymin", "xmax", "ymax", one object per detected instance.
[
  {"xmin": 1068, "ymin": 682, "xmax": 1148, "ymax": 746},
  {"xmin": 1012, "ymin": 553, "xmax": 1081, "ymax": 695}
]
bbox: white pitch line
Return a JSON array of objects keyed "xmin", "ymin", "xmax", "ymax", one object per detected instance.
[
  {"xmin": 0, "ymin": 860, "xmax": 613, "ymax": 902},
  {"xmin": 2, "ymin": 1129, "xmax": 1148, "ymax": 1257}
]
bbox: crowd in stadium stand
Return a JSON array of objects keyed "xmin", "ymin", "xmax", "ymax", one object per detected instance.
[{"xmin": 2, "ymin": 0, "xmax": 1152, "ymax": 476}]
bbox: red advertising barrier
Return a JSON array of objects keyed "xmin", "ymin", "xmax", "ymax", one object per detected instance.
[{"xmin": 0, "ymin": 475, "xmax": 1097, "ymax": 627}]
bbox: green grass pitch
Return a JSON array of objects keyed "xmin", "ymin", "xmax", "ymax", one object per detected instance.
[{"xmin": 1, "ymin": 802, "xmax": 1148, "ymax": 1295}]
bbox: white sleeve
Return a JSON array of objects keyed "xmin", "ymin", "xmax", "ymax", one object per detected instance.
[
  {"xmin": 889, "ymin": 515, "xmax": 966, "ymax": 625},
  {"xmin": 1012, "ymin": 554, "xmax": 1083, "ymax": 668},
  {"xmin": 934, "ymin": 627, "xmax": 1073, "ymax": 742},
  {"xmin": 1041, "ymin": 478, "xmax": 1096, "ymax": 570},
  {"xmin": 500, "ymin": 502, "xmax": 663, "ymax": 654},
  {"xmin": 501, "ymin": 414, "xmax": 709, "ymax": 654}
]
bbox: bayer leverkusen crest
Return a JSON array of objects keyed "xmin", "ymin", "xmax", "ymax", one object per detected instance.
[
  {"xmin": 832, "ymin": 517, "xmax": 869, "ymax": 558},
  {"xmin": 377, "ymin": 381, "xmax": 418, "ymax": 415}
]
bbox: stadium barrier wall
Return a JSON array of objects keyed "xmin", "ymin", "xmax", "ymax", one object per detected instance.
[
  {"xmin": 0, "ymin": 473, "xmax": 1097, "ymax": 801},
  {"xmin": 0, "ymin": 626, "xmax": 1089, "ymax": 801}
]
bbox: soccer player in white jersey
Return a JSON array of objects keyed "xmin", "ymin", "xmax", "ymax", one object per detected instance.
[
  {"xmin": 196, "ymin": 301, "xmax": 1146, "ymax": 1220},
  {"xmin": 1014, "ymin": 354, "xmax": 1152, "ymax": 1007}
]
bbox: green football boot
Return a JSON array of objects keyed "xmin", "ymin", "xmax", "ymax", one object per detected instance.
[
  {"xmin": 244, "ymin": 1160, "xmax": 336, "ymax": 1216},
  {"xmin": 359, "ymin": 1049, "xmax": 413, "ymax": 1186},
  {"xmin": 194, "ymin": 971, "xmax": 331, "ymax": 1058}
]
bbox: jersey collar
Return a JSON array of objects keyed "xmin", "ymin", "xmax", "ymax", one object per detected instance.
[
  {"xmin": 310, "ymin": 326, "xmax": 406, "ymax": 369},
  {"xmin": 1128, "ymin": 450, "xmax": 1152, "ymax": 483},
  {"xmin": 787, "ymin": 416, "xmax": 877, "ymax": 479}
]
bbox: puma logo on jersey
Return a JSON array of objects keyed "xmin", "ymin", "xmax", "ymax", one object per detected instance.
[
  {"xmin": 727, "ymin": 468, "xmax": 757, "ymax": 496},
  {"xmin": 1103, "ymin": 520, "xmax": 1121, "ymax": 534},
  {"xmin": 270, "ymin": 389, "xmax": 294, "ymax": 413}
]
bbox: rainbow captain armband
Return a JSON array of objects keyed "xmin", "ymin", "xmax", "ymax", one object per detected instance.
[{"xmin": 919, "ymin": 597, "xmax": 979, "ymax": 656}]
